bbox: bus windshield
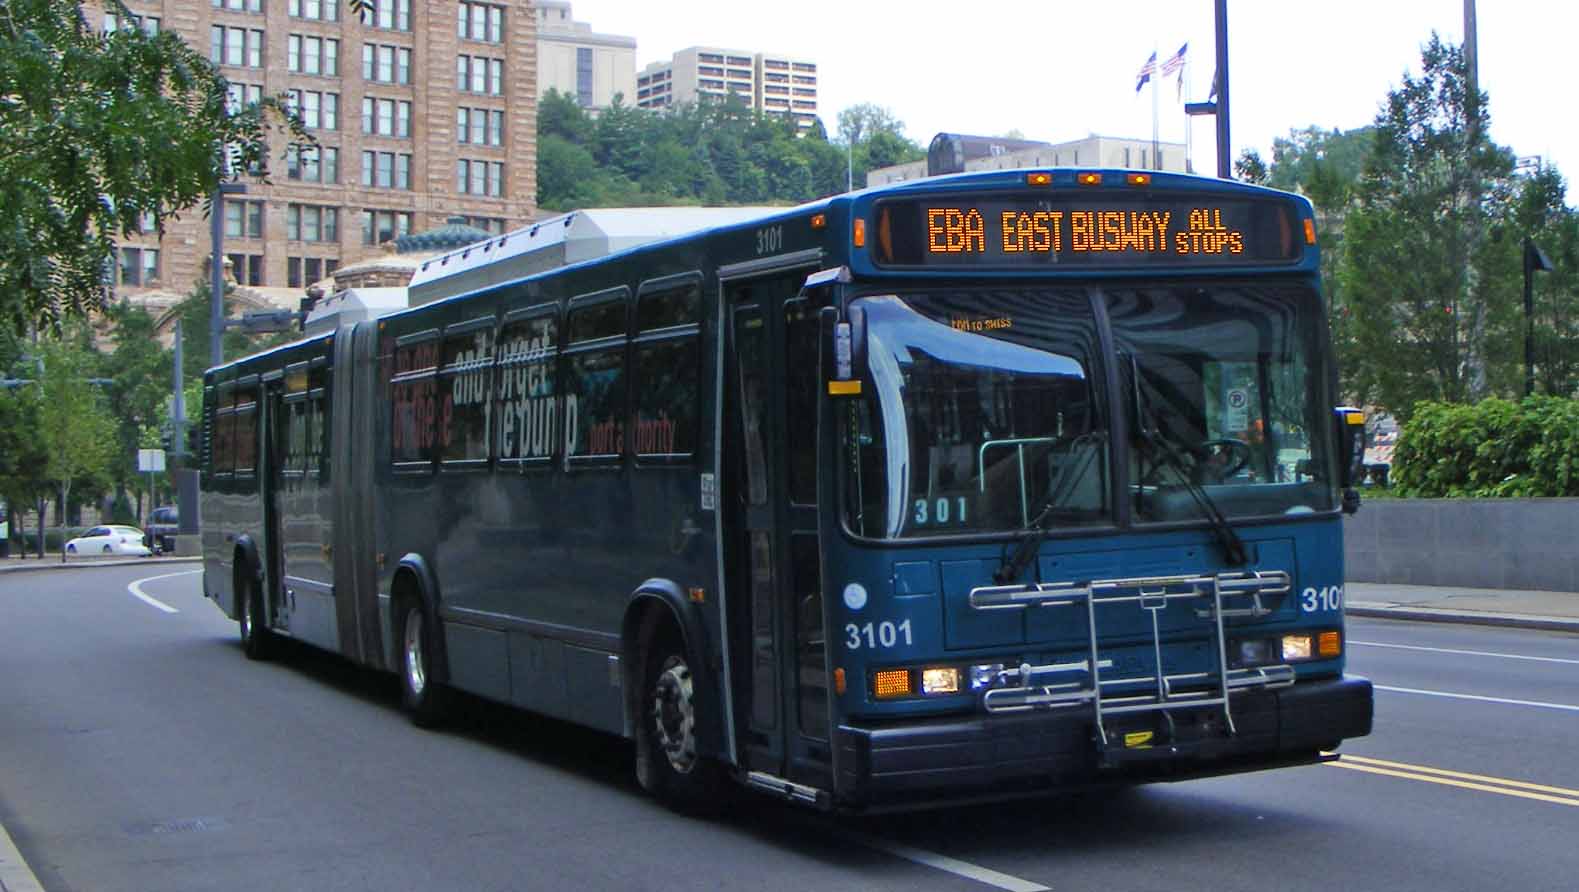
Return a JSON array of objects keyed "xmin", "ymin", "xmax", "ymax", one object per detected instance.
[
  {"xmin": 844, "ymin": 290, "xmax": 1111, "ymax": 539},
  {"xmin": 842, "ymin": 283, "xmax": 1335, "ymax": 540},
  {"xmin": 1111, "ymin": 282, "xmax": 1335, "ymax": 523}
]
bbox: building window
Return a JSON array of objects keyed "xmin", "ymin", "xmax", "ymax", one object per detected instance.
[
  {"xmin": 363, "ymin": 43, "xmax": 412, "ymax": 84},
  {"xmin": 288, "ymin": 35, "xmax": 339, "ymax": 76},
  {"xmin": 360, "ymin": 150, "xmax": 411, "ymax": 190},
  {"xmin": 225, "ymin": 82, "xmax": 263, "ymax": 113},
  {"xmin": 289, "ymin": 0, "xmax": 340, "ymax": 22},
  {"xmin": 463, "ymin": 216, "xmax": 506, "ymax": 234},
  {"xmin": 211, "ymin": 27, "xmax": 264, "ymax": 68},
  {"xmin": 363, "ymin": 0, "xmax": 410, "ymax": 31},
  {"xmin": 362, "ymin": 210, "xmax": 412, "ymax": 246},
  {"xmin": 456, "ymin": 160, "xmax": 504, "ymax": 197},
  {"xmin": 576, "ymin": 47, "xmax": 593, "ymax": 107},
  {"xmin": 287, "ymin": 256, "xmax": 339, "ymax": 288},
  {"xmin": 458, "ymin": 2, "xmax": 504, "ymax": 43},
  {"xmin": 457, "ymin": 55, "xmax": 504, "ymax": 95},
  {"xmin": 106, "ymin": 13, "xmax": 159, "ymax": 34},
  {"xmin": 289, "ymin": 90, "xmax": 340, "ymax": 130},
  {"xmin": 211, "ymin": 0, "xmax": 263, "ymax": 12},
  {"xmin": 227, "ymin": 253, "xmax": 265, "ymax": 286},
  {"xmin": 287, "ymin": 204, "xmax": 339, "ymax": 243},
  {"xmin": 224, "ymin": 200, "xmax": 265, "ymax": 239},
  {"xmin": 361, "ymin": 97, "xmax": 411, "ymax": 138},
  {"xmin": 288, "ymin": 145, "xmax": 339, "ymax": 184},
  {"xmin": 457, "ymin": 108, "xmax": 504, "ymax": 146},
  {"xmin": 118, "ymin": 247, "xmax": 160, "ymax": 286}
]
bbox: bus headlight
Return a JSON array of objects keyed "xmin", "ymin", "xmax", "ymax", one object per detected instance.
[
  {"xmin": 921, "ymin": 667, "xmax": 960, "ymax": 695},
  {"xmin": 1237, "ymin": 639, "xmax": 1272, "ymax": 667},
  {"xmin": 1281, "ymin": 634, "xmax": 1313, "ymax": 661},
  {"xmin": 969, "ymin": 663, "xmax": 1004, "ymax": 691}
]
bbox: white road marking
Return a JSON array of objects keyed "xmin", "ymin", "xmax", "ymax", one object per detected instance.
[
  {"xmin": 852, "ymin": 832, "xmax": 1050, "ymax": 892},
  {"xmin": 1375, "ymin": 684, "xmax": 1579, "ymax": 713},
  {"xmin": 127, "ymin": 569, "xmax": 198, "ymax": 614},
  {"xmin": 1350, "ymin": 640, "xmax": 1579, "ymax": 666}
]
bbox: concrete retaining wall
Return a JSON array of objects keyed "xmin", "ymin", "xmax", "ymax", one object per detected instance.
[{"xmin": 1344, "ymin": 498, "xmax": 1579, "ymax": 592}]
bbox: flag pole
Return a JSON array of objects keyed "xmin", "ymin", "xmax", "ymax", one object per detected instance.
[
  {"xmin": 1151, "ymin": 45, "xmax": 1160, "ymax": 169},
  {"xmin": 1183, "ymin": 55, "xmax": 1192, "ymax": 173}
]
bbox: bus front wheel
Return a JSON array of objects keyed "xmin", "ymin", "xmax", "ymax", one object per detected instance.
[
  {"xmin": 640, "ymin": 632, "xmax": 725, "ymax": 811},
  {"xmin": 397, "ymin": 596, "xmax": 448, "ymax": 727}
]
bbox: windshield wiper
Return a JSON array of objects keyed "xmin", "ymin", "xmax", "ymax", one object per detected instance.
[
  {"xmin": 993, "ymin": 431, "xmax": 1105, "ymax": 585},
  {"xmin": 1126, "ymin": 353, "xmax": 1250, "ymax": 567}
]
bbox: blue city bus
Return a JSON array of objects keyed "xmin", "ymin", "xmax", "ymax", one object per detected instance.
[{"xmin": 200, "ymin": 168, "xmax": 1373, "ymax": 811}]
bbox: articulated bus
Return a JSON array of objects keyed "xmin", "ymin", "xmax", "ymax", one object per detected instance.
[{"xmin": 201, "ymin": 168, "xmax": 1373, "ymax": 811}]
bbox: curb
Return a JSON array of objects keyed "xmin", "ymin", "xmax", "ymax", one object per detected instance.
[
  {"xmin": 1346, "ymin": 603, "xmax": 1579, "ymax": 634},
  {"xmin": 0, "ymin": 556, "xmax": 200, "ymax": 575},
  {"xmin": 0, "ymin": 811, "xmax": 43, "ymax": 892}
]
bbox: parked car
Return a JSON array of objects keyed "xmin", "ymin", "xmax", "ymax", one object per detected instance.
[
  {"xmin": 145, "ymin": 506, "xmax": 179, "ymax": 553},
  {"xmin": 65, "ymin": 526, "xmax": 153, "ymax": 557}
]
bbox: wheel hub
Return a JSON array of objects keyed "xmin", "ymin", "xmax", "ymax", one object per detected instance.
[
  {"xmin": 651, "ymin": 659, "xmax": 697, "ymax": 774},
  {"xmin": 404, "ymin": 610, "xmax": 426, "ymax": 696}
]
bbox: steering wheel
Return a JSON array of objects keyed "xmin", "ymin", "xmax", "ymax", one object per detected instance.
[{"xmin": 1196, "ymin": 438, "xmax": 1253, "ymax": 481}]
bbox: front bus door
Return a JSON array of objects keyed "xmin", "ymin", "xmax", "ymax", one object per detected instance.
[{"xmin": 724, "ymin": 267, "xmax": 830, "ymax": 790}]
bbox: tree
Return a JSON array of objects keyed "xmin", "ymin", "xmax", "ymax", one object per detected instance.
[
  {"xmin": 0, "ymin": 330, "xmax": 49, "ymax": 555},
  {"xmin": 1336, "ymin": 34, "xmax": 1517, "ymax": 418},
  {"xmin": 0, "ymin": 1, "xmax": 307, "ymax": 333},
  {"xmin": 35, "ymin": 335, "xmax": 117, "ymax": 556},
  {"xmin": 836, "ymin": 103, "xmax": 908, "ymax": 148},
  {"xmin": 1509, "ymin": 165, "xmax": 1579, "ymax": 395},
  {"xmin": 1234, "ymin": 149, "xmax": 1269, "ymax": 185},
  {"xmin": 99, "ymin": 301, "xmax": 173, "ymax": 513}
]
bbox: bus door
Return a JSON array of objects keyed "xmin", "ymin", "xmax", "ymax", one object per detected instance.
[
  {"xmin": 724, "ymin": 268, "xmax": 829, "ymax": 787},
  {"xmin": 262, "ymin": 377, "xmax": 289, "ymax": 632}
]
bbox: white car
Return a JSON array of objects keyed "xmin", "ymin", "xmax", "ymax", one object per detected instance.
[{"xmin": 65, "ymin": 525, "xmax": 154, "ymax": 557}]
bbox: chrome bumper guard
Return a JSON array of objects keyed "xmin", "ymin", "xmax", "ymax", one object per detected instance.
[{"xmin": 968, "ymin": 571, "xmax": 1294, "ymax": 748}]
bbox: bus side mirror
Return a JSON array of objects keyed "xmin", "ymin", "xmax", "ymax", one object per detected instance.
[{"xmin": 1333, "ymin": 406, "xmax": 1365, "ymax": 513}]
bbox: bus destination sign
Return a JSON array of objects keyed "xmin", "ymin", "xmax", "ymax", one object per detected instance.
[{"xmin": 872, "ymin": 194, "xmax": 1301, "ymax": 268}]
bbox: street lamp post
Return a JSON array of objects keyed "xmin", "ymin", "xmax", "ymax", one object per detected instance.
[{"xmin": 1524, "ymin": 238, "xmax": 1554, "ymax": 397}]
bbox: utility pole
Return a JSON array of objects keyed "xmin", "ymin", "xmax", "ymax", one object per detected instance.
[
  {"xmin": 1214, "ymin": 0, "xmax": 1230, "ymax": 179},
  {"xmin": 1184, "ymin": 0, "xmax": 1233, "ymax": 178},
  {"xmin": 172, "ymin": 318, "xmax": 186, "ymax": 459}
]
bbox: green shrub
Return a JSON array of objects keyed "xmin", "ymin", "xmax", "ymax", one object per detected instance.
[
  {"xmin": 110, "ymin": 492, "xmax": 136, "ymax": 525},
  {"xmin": 1393, "ymin": 396, "xmax": 1579, "ymax": 497}
]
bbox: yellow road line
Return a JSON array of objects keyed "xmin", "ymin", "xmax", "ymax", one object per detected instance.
[{"xmin": 1324, "ymin": 755, "xmax": 1579, "ymax": 808}]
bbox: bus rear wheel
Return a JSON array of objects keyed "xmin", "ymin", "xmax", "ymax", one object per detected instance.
[
  {"xmin": 239, "ymin": 575, "xmax": 274, "ymax": 661},
  {"xmin": 640, "ymin": 633, "xmax": 725, "ymax": 811},
  {"xmin": 397, "ymin": 597, "xmax": 448, "ymax": 728}
]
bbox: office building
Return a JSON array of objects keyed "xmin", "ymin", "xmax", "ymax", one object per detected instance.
[
  {"xmin": 868, "ymin": 132, "xmax": 1189, "ymax": 187},
  {"xmin": 535, "ymin": 0, "xmax": 636, "ymax": 109},
  {"xmin": 636, "ymin": 47, "xmax": 818, "ymax": 131},
  {"xmin": 93, "ymin": 0, "xmax": 539, "ymax": 318}
]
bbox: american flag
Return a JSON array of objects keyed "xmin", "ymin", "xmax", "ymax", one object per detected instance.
[
  {"xmin": 1135, "ymin": 52, "xmax": 1157, "ymax": 94},
  {"xmin": 1160, "ymin": 43, "xmax": 1188, "ymax": 76}
]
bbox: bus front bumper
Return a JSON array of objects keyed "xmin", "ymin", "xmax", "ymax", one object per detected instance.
[{"xmin": 834, "ymin": 675, "xmax": 1372, "ymax": 808}]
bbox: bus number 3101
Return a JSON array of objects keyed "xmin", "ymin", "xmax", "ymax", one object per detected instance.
[
  {"xmin": 845, "ymin": 619, "xmax": 913, "ymax": 650},
  {"xmin": 1301, "ymin": 585, "xmax": 1343, "ymax": 612}
]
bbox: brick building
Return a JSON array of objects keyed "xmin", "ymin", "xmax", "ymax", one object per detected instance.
[{"xmin": 95, "ymin": 0, "xmax": 539, "ymax": 319}]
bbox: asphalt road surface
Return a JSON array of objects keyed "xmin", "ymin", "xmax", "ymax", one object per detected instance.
[{"xmin": 1, "ymin": 565, "xmax": 1576, "ymax": 892}]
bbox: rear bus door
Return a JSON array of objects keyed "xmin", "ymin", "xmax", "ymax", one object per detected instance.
[{"xmin": 722, "ymin": 260, "xmax": 830, "ymax": 788}]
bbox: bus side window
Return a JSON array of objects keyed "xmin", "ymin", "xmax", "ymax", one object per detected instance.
[
  {"xmin": 390, "ymin": 334, "xmax": 440, "ymax": 470},
  {"xmin": 439, "ymin": 320, "xmax": 495, "ymax": 466},
  {"xmin": 496, "ymin": 308, "xmax": 559, "ymax": 466},
  {"xmin": 634, "ymin": 275, "xmax": 702, "ymax": 463},
  {"xmin": 565, "ymin": 289, "xmax": 630, "ymax": 462}
]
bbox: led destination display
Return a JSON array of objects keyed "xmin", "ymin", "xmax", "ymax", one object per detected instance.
[{"xmin": 872, "ymin": 194, "xmax": 1302, "ymax": 268}]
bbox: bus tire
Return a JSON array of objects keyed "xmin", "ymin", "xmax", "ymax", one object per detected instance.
[
  {"xmin": 640, "ymin": 630, "xmax": 726, "ymax": 812},
  {"xmin": 239, "ymin": 573, "xmax": 274, "ymax": 661},
  {"xmin": 396, "ymin": 594, "xmax": 448, "ymax": 728}
]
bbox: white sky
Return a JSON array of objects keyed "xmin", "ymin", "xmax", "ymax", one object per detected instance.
[{"xmin": 568, "ymin": 0, "xmax": 1571, "ymax": 184}]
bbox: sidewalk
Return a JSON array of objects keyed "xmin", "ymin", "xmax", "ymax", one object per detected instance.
[
  {"xmin": 0, "ymin": 554, "xmax": 199, "ymax": 574},
  {"xmin": 1346, "ymin": 582, "xmax": 1579, "ymax": 633}
]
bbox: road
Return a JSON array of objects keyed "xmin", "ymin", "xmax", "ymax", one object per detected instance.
[{"xmin": 1, "ymin": 565, "xmax": 1576, "ymax": 892}]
